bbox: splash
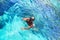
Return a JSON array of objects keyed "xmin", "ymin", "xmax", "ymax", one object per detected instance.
[{"xmin": 0, "ymin": 0, "xmax": 60, "ymax": 40}]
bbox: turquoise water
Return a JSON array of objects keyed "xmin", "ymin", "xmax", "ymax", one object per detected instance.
[{"xmin": 0, "ymin": 0, "xmax": 60, "ymax": 40}]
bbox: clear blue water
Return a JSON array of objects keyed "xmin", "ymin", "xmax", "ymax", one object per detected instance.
[{"xmin": 0, "ymin": 0, "xmax": 60, "ymax": 40}]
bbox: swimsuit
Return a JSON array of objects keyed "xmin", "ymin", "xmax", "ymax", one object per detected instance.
[{"xmin": 26, "ymin": 18, "xmax": 33, "ymax": 28}]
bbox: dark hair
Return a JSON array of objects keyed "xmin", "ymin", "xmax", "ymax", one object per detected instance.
[{"xmin": 30, "ymin": 17, "xmax": 35, "ymax": 21}]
